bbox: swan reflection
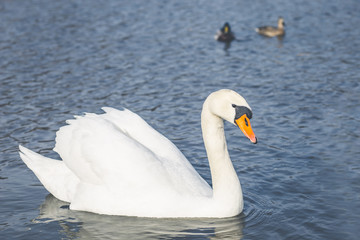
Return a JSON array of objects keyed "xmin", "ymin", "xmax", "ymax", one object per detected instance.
[{"xmin": 34, "ymin": 194, "xmax": 244, "ymax": 239}]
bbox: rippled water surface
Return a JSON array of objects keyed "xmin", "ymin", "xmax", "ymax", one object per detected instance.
[{"xmin": 1, "ymin": 0, "xmax": 360, "ymax": 239}]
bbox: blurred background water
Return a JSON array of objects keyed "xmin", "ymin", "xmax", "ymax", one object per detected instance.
[{"xmin": 1, "ymin": 0, "xmax": 359, "ymax": 239}]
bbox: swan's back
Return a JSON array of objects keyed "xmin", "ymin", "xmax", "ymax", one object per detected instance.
[{"xmin": 53, "ymin": 108, "xmax": 211, "ymax": 212}]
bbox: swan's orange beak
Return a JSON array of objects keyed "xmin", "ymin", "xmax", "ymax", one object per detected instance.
[{"xmin": 235, "ymin": 114, "xmax": 257, "ymax": 144}]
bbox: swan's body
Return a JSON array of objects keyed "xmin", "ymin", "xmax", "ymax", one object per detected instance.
[
  {"xmin": 19, "ymin": 89, "xmax": 256, "ymax": 218},
  {"xmin": 255, "ymin": 17, "xmax": 285, "ymax": 37}
]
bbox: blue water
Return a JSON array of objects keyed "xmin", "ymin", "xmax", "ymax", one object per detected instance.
[{"xmin": 1, "ymin": 0, "xmax": 359, "ymax": 239}]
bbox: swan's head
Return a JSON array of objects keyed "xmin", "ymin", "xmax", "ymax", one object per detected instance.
[{"xmin": 205, "ymin": 89, "xmax": 257, "ymax": 144}]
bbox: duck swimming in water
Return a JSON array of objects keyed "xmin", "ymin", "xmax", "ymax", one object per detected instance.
[
  {"xmin": 255, "ymin": 17, "xmax": 285, "ymax": 37},
  {"xmin": 215, "ymin": 22, "xmax": 235, "ymax": 42}
]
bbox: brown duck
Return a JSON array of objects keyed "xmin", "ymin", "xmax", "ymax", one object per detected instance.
[{"xmin": 255, "ymin": 17, "xmax": 285, "ymax": 37}]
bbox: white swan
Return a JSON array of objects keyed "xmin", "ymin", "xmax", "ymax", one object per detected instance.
[{"xmin": 19, "ymin": 89, "xmax": 257, "ymax": 218}]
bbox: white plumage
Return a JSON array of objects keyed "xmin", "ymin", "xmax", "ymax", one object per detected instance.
[{"xmin": 19, "ymin": 89, "xmax": 256, "ymax": 218}]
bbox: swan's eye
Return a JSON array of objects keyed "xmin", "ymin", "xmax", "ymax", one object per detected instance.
[{"xmin": 232, "ymin": 104, "xmax": 237, "ymax": 108}]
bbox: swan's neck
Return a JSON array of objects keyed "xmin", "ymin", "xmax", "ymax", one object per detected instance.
[{"xmin": 201, "ymin": 103, "xmax": 243, "ymax": 212}]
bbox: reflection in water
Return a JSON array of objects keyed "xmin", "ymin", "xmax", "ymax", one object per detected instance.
[
  {"xmin": 256, "ymin": 33, "xmax": 284, "ymax": 48},
  {"xmin": 35, "ymin": 194, "xmax": 244, "ymax": 239},
  {"xmin": 276, "ymin": 35, "xmax": 284, "ymax": 48},
  {"xmin": 223, "ymin": 42, "xmax": 232, "ymax": 51}
]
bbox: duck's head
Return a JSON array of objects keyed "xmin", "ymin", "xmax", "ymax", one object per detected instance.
[
  {"xmin": 221, "ymin": 22, "xmax": 232, "ymax": 34},
  {"xmin": 278, "ymin": 17, "xmax": 285, "ymax": 28},
  {"xmin": 204, "ymin": 89, "xmax": 257, "ymax": 144}
]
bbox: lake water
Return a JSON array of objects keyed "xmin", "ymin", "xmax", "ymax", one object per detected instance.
[{"xmin": 1, "ymin": 0, "xmax": 359, "ymax": 239}]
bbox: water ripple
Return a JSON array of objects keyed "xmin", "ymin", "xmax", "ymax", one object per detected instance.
[{"xmin": 1, "ymin": 0, "xmax": 360, "ymax": 239}]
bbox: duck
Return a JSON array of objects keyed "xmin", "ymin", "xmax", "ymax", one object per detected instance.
[
  {"xmin": 215, "ymin": 22, "xmax": 235, "ymax": 42},
  {"xmin": 19, "ymin": 89, "xmax": 257, "ymax": 218},
  {"xmin": 255, "ymin": 17, "xmax": 285, "ymax": 37}
]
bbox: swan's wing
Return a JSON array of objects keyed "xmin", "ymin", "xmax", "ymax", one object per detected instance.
[
  {"xmin": 54, "ymin": 108, "xmax": 211, "ymax": 198},
  {"xmin": 101, "ymin": 107, "xmax": 212, "ymax": 196},
  {"xmin": 101, "ymin": 107, "xmax": 187, "ymax": 167}
]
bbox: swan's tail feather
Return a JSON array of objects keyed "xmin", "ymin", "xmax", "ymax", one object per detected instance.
[
  {"xmin": 19, "ymin": 145, "xmax": 50, "ymax": 170},
  {"xmin": 19, "ymin": 145, "xmax": 79, "ymax": 202}
]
